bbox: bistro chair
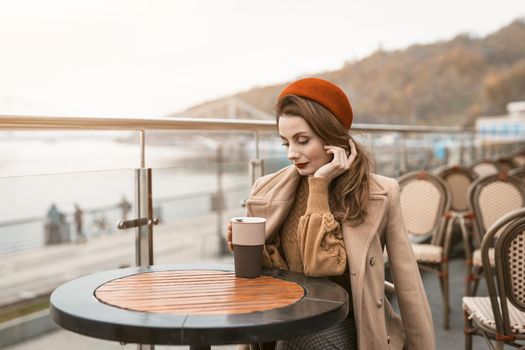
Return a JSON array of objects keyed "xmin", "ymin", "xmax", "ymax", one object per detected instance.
[
  {"xmin": 465, "ymin": 172, "xmax": 525, "ymax": 297},
  {"xmin": 398, "ymin": 170, "xmax": 452, "ymax": 329},
  {"xmin": 463, "ymin": 207, "xmax": 525, "ymax": 350},
  {"xmin": 436, "ymin": 165, "xmax": 477, "ymax": 294},
  {"xmin": 509, "ymin": 165, "xmax": 525, "ymax": 180},
  {"xmin": 470, "ymin": 160, "xmax": 500, "ymax": 179}
]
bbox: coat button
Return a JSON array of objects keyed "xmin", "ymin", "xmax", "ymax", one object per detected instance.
[
  {"xmin": 377, "ymin": 297, "xmax": 383, "ymax": 308},
  {"xmin": 369, "ymin": 257, "xmax": 375, "ymax": 266}
]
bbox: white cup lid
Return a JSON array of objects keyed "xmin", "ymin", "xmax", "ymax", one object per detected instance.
[
  {"xmin": 230, "ymin": 217, "xmax": 266, "ymax": 224},
  {"xmin": 231, "ymin": 217, "xmax": 265, "ymax": 246}
]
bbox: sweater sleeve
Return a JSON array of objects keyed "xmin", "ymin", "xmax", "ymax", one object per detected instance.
[
  {"xmin": 298, "ymin": 176, "xmax": 347, "ymax": 277},
  {"xmin": 262, "ymin": 234, "xmax": 289, "ymax": 270}
]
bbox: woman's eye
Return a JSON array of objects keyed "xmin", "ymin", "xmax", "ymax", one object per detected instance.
[
  {"xmin": 281, "ymin": 143, "xmax": 289, "ymax": 147},
  {"xmin": 298, "ymin": 139, "xmax": 309, "ymax": 145}
]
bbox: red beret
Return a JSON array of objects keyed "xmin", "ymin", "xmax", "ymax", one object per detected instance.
[{"xmin": 278, "ymin": 78, "xmax": 353, "ymax": 129}]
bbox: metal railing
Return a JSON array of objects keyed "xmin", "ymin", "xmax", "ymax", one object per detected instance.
[
  {"xmin": 0, "ymin": 114, "xmax": 483, "ymax": 175},
  {"xmin": 1, "ymin": 114, "xmax": 522, "ymax": 264}
]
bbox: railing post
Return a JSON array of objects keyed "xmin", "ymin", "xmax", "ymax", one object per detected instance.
[
  {"xmin": 366, "ymin": 133, "xmax": 373, "ymax": 152},
  {"xmin": 134, "ymin": 130, "xmax": 153, "ymax": 267},
  {"xmin": 459, "ymin": 135, "xmax": 465, "ymax": 165},
  {"xmin": 468, "ymin": 132, "xmax": 475, "ymax": 165},
  {"xmin": 444, "ymin": 146, "xmax": 450, "ymax": 166},
  {"xmin": 399, "ymin": 132, "xmax": 407, "ymax": 175},
  {"xmin": 216, "ymin": 145, "xmax": 228, "ymax": 256},
  {"xmin": 250, "ymin": 131, "xmax": 264, "ymax": 185},
  {"xmin": 134, "ymin": 168, "xmax": 153, "ymax": 267},
  {"xmin": 250, "ymin": 159, "xmax": 264, "ymax": 185}
]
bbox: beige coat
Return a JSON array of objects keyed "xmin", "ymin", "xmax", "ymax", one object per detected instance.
[{"xmin": 245, "ymin": 165, "xmax": 435, "ymax": 350}]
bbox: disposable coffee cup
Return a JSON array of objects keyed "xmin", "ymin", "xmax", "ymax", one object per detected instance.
[{"xmin": 231, "ymin": 217, "xmax": 266, "ymax": 278}]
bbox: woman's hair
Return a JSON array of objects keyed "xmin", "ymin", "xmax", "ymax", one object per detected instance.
[{"xmin": 275, "ymin": 95, "xmax": 374, "ymax": 226}]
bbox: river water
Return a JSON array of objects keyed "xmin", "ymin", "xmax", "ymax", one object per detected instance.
[{"xmin": 0, "ymin": 134, "xmax": 275, "ymax": 221}]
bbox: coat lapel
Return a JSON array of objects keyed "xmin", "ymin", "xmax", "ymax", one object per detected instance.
[
  {"xmin": 343, "ymin": 195, "xmax": 387, "ymax": 274},
  {"xmin": 245, "ymin": 166, "xmax": 301, "ymax": 242}
]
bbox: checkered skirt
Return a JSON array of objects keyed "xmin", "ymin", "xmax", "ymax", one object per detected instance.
[{"xmin": 275, "ymin": 315, "xmax": 357, "ymax": 350}]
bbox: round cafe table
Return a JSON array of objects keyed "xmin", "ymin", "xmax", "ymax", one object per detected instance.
[{"xmin": 50, "ymin": 263, "xmax": 348, "ymax": 349}]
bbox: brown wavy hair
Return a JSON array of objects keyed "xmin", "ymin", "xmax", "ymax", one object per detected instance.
[{"xmin": 276, "ymin": 95, "xmax": 374, "ymax": 226}]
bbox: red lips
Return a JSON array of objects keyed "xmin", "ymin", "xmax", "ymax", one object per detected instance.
[{"xmin": 295, "ymin": 163, "xmax": 308, "ymax": 169}]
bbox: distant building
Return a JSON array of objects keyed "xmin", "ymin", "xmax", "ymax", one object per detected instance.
[{"xmin": 476, "ymin": 101, "xmax": 525, "ymax": 140}]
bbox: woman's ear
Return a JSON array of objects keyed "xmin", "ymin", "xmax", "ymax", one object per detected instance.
[{"xmin": 347, "ymin": 138, "xmax": 354, "ymax": 155}]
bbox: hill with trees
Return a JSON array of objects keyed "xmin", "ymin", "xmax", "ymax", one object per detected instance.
[{"xmin": 177, "ymin": 19, "xmax": 525, "ymax": 126}]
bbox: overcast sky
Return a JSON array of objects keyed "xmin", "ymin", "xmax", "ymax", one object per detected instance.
[{"xmin": 0, "ymin": 0, "xmax": 523, "ymax": 117}]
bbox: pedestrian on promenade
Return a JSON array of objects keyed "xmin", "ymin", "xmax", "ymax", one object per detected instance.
[
  {"xmin": 227, "ymin": 78, "xmax": 434, "ymax": 350},
  {"xmin": 45, "ymin": 203, "xmax": 62, "ymax": 244},
  {"xmin": 73, "ymin": 203, "xmax": 86, "ymax": 243},
  {"xmin": 119, "ymin": 195, "xmax": 132, "ymax": 221}
]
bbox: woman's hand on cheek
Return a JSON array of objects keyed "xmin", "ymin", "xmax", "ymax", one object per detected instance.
[{"xmin": 313, "ymin": 139, "xmax": 358, "ymax": 180}]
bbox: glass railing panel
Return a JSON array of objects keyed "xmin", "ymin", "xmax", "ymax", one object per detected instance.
[
  {"xmin": 364, "ymin": 132, "xmax": 401, "ymax": 177},
  {"xmin": 0, "ymin": 169, "xmax": 135, "ymax": 325}
]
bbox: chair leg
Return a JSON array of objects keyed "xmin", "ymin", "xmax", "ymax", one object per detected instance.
[
  {"xmin": 459, "ymin": 216, "xmax": 473, "ymax": 295},
  {"xmin": 495, "ymin": 340, "xmax": 504, "ymax": 350},
  {"xmin": 465, "ymin": 263, "xmax": 473, "ymax": 296},
  {"xmin": 437, "ymin": 264, "xmax": 450, "ymax": 329},
  {"xmin": 440, "ymin": 217, "xmax": 453, "ymax": 329},
  {"xmin": 464, "ymin": 309, "xmax": 473, "ymax": 350},
  {"xmin": 471, "ymin": 266, "xmax": 482, "ymax": 296},
  {"xmin": 465, "ymin": 268, "xmax": 472, "ymax": 296},
  {"xmin": 442, "ymin": 262, "xmax": 450, "ymax": 329},
  {"xmin": 438, "ymin": 216, "xmax": 455, "ymax": 329}
]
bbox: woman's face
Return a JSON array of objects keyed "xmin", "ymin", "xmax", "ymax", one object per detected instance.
[{"xmin": 278, "ymin": 115, "xmax": 332, "ymax": 176}]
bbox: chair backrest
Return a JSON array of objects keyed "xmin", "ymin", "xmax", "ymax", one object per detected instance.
[
  {"xmin": 398, "ymin": 170, "xmax": 451, "ymax": 245},
  {"xmin": 470, "ymin": 159, "xmax": 499, "ymax": 178},
  {"xmin": 436, "ymin": 165, "xmax": 476, "ymax": 213},
  {"xmin": 467, "ymin": 172, "xmax": 525, "ymax": 246},
  {"xmin": 481, "ymin": 208, "xmax": 525, "ymax": 337},
  {"xmin": 509, "ymin": 165, "xmax": 525, "ymax": 180}
]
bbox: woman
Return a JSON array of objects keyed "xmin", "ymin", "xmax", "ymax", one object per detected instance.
[{"xmin": 227, "ymin": 78, "xmax": 435, "ymax": 350}]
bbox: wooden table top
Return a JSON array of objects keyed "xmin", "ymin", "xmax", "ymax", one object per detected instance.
[{"xmin": 95, "ymin": 270, "xmax": 305, "ymax": 315}]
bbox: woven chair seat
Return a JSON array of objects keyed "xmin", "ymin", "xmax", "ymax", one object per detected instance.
[
  {"xmin": 472, "ymin": 248, "xmax": 495, "ymax": 267},
  {"xmin": 410, "ymin": 244, "xmax": 443, "ymax": 263},
  {"xmin": 463, "ymin": 297, "xmax": 525, "ymax": 334}
]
